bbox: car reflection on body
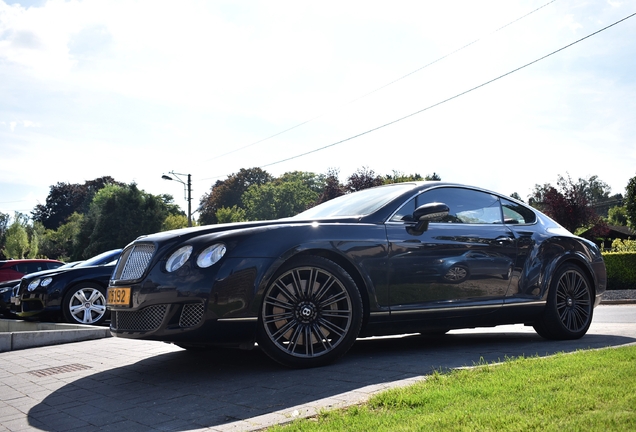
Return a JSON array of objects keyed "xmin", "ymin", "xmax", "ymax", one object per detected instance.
[
  {"xmin": 437, "ymin": 250, "xmax": 514, "ymax": 283},
  {"xmin": 107, "ymin": 182, "xmax": 606, "ymax": 368},
  {"xmin": 14, "ymin": 249, "xmax": 122, "ymax": 325}
]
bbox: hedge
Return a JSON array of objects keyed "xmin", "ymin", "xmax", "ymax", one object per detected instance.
[{"xmin": 602, "ymin": 252, "xmax": 636, "ymax": 290}]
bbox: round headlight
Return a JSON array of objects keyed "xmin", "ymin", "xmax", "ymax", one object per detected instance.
[
  {"xmin": 197, "ymin": 243, "xmax": 226, "ymax": 268},
  {"xmin": 166, "ymin": 245, "xmax": 193, "ymax": 272},
  {"xmin": 41, "ymin": 277, "xmax": 53, "ymax": 287},
  {"xmin": 28, "ymin": 279, "xmax": 41, "ymax": 291}
]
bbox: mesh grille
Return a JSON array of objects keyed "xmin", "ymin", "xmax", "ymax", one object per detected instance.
[
  {"xmin": 114, "ymin": 244, "xmax": 155, "ymax": 281},
  {"xmin": 112, "ymin": 305, "xmax": 167, "ymax": 332},
  {"xmin": 179, "ymin": 303, "xmax": 204, "ymax": 328}
]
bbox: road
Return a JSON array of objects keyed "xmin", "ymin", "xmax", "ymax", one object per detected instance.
[{"xmin": 0, "ymin": 304, "xmax": 634, "ymax": 432}]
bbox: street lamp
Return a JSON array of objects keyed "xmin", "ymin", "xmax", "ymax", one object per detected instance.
[{"xmin": 162, "ymin": 171, "xmax": 192, "ymax": 227}]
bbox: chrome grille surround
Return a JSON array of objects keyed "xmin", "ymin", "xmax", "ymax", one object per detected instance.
[
  {"xmin": 111, "ymin": 305, "xmax": 167, "ymax": 332},
  {"xmin": 113, "ymin": 243, "xmax": 155, "ymax": 282},
  {"xmin": 179, "ymin": 303, "xmax": 205, "ymax": 328}
]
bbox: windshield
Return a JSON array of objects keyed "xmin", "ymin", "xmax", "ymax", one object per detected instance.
[
  {"xmin": 77, "ymin": 249, "xmax": 121, "ymax": 267},
  {"xmin": 290, "ymin": 183, "xmax": 417, "ymax": 219}
]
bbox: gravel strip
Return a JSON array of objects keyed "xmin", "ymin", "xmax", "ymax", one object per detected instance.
[{"xmin": 602, "ymin": 289, "xmax": 636, "ymax": 301}]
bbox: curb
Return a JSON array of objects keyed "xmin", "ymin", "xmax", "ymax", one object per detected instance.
[
  {"xmin": 0, "ymin": 319, "xmax": 111, "ymax": 353},
  {"xmin": 601, "ymin": 300, "xmax": 636, "ymax": 305}
]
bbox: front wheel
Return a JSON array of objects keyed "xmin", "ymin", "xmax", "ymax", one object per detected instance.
[
  {"xmin": 257, "ymin": 256, "xmax": 363, "ymax": 368},
  {"xmin": 62, "ymin": 283, "xmax": 109, "ymax": 326},
  {"xmin": 533, "ymin": 263, "xmax": 593, "ymax": 340}
]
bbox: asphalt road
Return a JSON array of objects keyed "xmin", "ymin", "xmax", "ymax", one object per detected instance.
[{"xmin": 0, "ymin": 304, "xmax": 634, "ymax": 432}]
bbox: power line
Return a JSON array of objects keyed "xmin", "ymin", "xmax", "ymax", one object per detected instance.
[
  {"xmin": 256, "ymin": 11, "xmax": 636, "ymax": 169},
  {"xmin": 200, "ymin": 0, "xmax": 557, "ymax": 169}
]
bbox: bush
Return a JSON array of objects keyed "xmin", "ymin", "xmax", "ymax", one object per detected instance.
[{"xmin": 602, "ymin": 252, "xmax": 636, "ymax": 290}]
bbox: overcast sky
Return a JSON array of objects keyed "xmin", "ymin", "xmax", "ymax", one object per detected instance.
[{"xmin": 1, "ymin": 0, "xmax": 635, "ymax": 218}]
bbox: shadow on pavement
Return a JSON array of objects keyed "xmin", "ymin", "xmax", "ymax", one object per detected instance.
[{"xmin": 28, "ymin": 331, "xmax": 636, "ymax": 431}]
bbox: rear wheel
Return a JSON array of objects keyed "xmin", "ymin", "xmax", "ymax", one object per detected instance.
[
  {"xmin": 62, "ymin": 283, "xmax": 109, "ymax": 326},
  {"xmin": 257, "ymin": 256, "xmax": 363, "ymax": 368},
  {"xmin": 443, "ymin": 265, "xmax": 469, "ymax": 283},
  {"xmin": 533, "ymin": 264, "xmax": 593, "ymax": 340}
]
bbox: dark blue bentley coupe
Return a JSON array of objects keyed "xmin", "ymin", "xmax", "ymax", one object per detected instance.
[{"xmin": 107, "ymin": 182, "xmax": 606, "ymax": 368}]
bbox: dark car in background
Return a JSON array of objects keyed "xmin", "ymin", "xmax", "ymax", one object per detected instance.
[
  {"xmin": 0, "ymin": 259, "xmax": 64, "ymax": 283},
  {"xmin": 0, "ymin": 279, "xmax": 21, "ymax": 317},
  {"xmin": 14, "ymin": 249, "xmax": 122, "ymax": 325},
  {"xmin": 108, "ymin": 182, "xmax": 606, "ymax": 368}
]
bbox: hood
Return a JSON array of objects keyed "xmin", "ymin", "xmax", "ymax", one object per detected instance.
[{"xmin": 131, "ymin": 217, "xmax": 363, "ymax": 245}]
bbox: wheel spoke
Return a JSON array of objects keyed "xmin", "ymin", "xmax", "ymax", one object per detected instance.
[
  {"xmin": 317, "ymin": 316, "xmax": 346, "ymax": 338},
  {"xmin": 318, "ymin": 291, "xmax": 348, "ymax": 309},
  {"xmin": 264, "ymin": 295, "xmax": 294, "ymax": 311}
]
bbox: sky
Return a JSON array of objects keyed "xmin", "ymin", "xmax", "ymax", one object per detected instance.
[{"xmin": 1, "ymin": 0, "xmax": 635, "ymax": 219}]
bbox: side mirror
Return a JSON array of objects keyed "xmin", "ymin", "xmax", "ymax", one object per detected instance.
[{"xmin": 408, "ymin": 202, "xmax": 449, "ymax": 235}]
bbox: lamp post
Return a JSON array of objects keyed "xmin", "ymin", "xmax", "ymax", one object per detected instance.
[{"xmin": 162, "ymin": 172, "xmax": 192, "ymax": 227}]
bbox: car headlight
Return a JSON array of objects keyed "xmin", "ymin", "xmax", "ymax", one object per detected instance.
[
  {"xmin": 41, "ymin": 277, "xmax": 53, "ymax": 287},
  {"xmin": 28, "ymin": 279, "xmax": 41, "ymax": 291},
  {"xmin": 166, "ymin": 245, "xmax": 193, "ymax": 272},
  {"xmin": 197, "ymin": 243, "xmax": 226, "ymax": 268},
  {"xmin": 0, "ymin": 287, "xmax": 9, "ymax": 294}
]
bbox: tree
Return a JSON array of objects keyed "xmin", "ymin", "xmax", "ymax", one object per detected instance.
[
  {"xmin": 198, "ymin": 168, "xmax": 273, "ymax": 225},
  {"xmin": 243, "ymin": 180, "xmax": 320, "ymax": 220},
  {"xmin": 578, "ymin": 175, "xmax": 611, "ymax": 204},
  {"xmin": 0, "ymin": 212, "xmax": 9, "ymax": 259},
  {"xmin": 216, "ymin": 206, "xmax": 247, "ymax": 223},
  {"xmin": 509, "ymin": 192, "xmax": 524, "ymax": 202},
  {"xmin": 383, "ymin": 170, "xmax": 424, "ymax": 184},
  {"xmin": 75, "ymin": 183, "xmax": 170, "ymax": 259},
  {"xmin": 3, "ymin": 219, "xmax": 29, "ymax": 259},
  {"xmin": 607, "ymin": 205, "xmax": 628, "ymax": 226},
  {"xmin": 32, "ymin": 176, "xmax": 124, "ymax": 230},
  {"xmin": 425, "ymin": 172, "xmax": 441, "ymax": 181},
  {"xmin": 38, "ymin": 213, "xmax": 83, "ymax": 261},
  {"xmin": 626, "ymin": 174, "xmax": 636, "ymax": 230},
  {"xmin": 315, "ymin": 168, "xmax": 345, "ymax": 205},
  {"xmin": 161, "ymin": 214, "xmax": 191, "ymax": 231},
  {"xmin": 346, "ymin": 167, "xmax": 384, "ymax": 192},
  {"xmin": 529, "ymin": 174, "xmax": 605, "ymax": 233}
]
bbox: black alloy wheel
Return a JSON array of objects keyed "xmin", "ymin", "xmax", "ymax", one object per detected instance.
[
  {"xmin": 533, "ymin": 263, "xmax": 593, "ymax": 340},
  {"xmin": 62, "ymin": 283, "xmax": 109, "ymax": 326},
  {"xmin": 257, "ymin": 256, "xmax": 363, "ymax": 368}
]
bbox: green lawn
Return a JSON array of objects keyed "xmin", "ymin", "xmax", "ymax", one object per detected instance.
[{"xmin": 271, "ymin": 345, "xmax": 636, "ymax": 431}]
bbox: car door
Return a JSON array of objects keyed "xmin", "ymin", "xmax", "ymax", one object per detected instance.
[{"xmin": 386, "ymin": 187, "xmax": 518, "ymax": 318}]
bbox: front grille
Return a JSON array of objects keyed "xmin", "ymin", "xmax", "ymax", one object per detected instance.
[
  {"xmin": 112, "ymin": 305, "xmax": 167, "ymax": 332},
  {"xmin": 179, "ymin": 303, "xmax": 204, "ymax": 328},
  {"xmin": 113, "ymin": 244, "xmax": 155, "ymax": 281}
]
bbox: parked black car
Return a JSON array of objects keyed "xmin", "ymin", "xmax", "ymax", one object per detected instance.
[
  {"xmin": 108, "ymin": 182, "xmax": 606, "ymax": 368},
  {"xmin": 15, "ymin": 249, "xmax": 122, "ymax": 325},
  {"xmin": 0, "ymin": 279, "xmax": 20, "ymax": 317}
]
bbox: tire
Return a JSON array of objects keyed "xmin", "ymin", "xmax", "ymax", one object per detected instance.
[
  {"xmin": 62, "ymin": 283, "xmax": 109, "ymax": 326},
  {"xmin": 443, "ymin": 265, "xmax": 469, "ymax": 283},
  {"xmin": 257, "ymin": 256, "xmax": 363, "ymax": 368},
  {"xmin": 502, "ymin": 265, "xmax": 513, "ymax": 280},
  {"xmin": 533, "ymin": 263, "xmax": 593, "ymax": 340}
]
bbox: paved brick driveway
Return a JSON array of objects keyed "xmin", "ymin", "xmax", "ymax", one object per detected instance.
[{"xmin": 1, "ymin": 305, "xmax": 635, "ymax": 432}]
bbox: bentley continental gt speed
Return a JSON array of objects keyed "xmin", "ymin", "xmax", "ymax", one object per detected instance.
[{"xmin": 107, "ymin": 182, "xmax": 606, "ymax": 368}]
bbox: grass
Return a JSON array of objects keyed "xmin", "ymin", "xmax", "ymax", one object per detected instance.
[{"xmin": 270, "ymin": 345, "xmax": 636, "ymax": 431}]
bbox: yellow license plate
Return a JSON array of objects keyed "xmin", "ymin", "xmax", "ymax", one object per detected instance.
[{"xmin": 107, "ymin": 287, "xmax": 131, "ymax": 306}]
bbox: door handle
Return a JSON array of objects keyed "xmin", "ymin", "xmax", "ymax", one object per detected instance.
[{"xmin": 495, "ymin": 236, "xmax": 514, "ymax": 245}]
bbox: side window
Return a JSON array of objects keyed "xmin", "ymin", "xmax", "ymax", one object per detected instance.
[
  {"xmin": 501, "ymin": 198, "xmax": 536, "ymax": 224},
  {"xmin": 401, "ymin": 187, "xmax": 502, "ymax": 224},
  {"xmin": 25, "ymin": 263, "xmax": 46, "ymax": 273}
]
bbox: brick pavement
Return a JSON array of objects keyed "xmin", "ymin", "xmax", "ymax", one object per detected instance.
[{"xmin": 1, "ymin": 305, "xmax": 635, "ymax": 432}]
